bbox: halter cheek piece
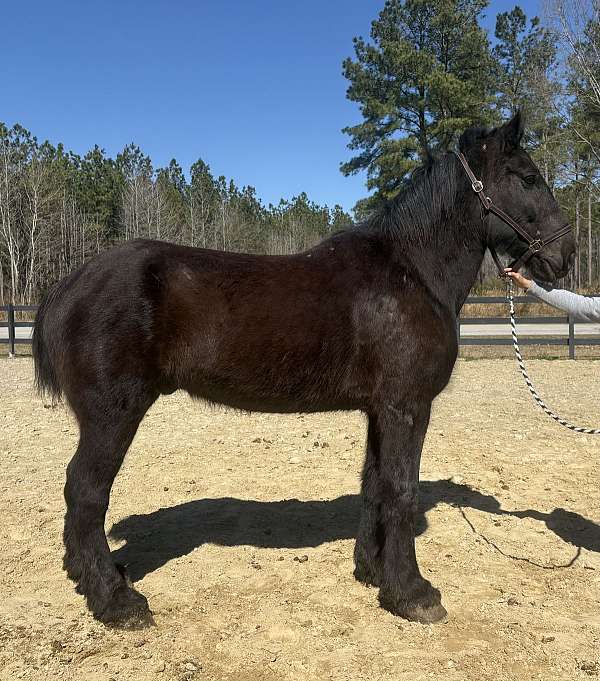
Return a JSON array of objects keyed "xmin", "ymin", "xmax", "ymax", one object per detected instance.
[{"xmin": 453, "ymin": 151, "xmax": 572, "ymax": 277}]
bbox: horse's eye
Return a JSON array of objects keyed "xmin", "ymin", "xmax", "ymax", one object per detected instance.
[{"xmin": 523, "ymin": 175, "xmax": 536, "ymax": 186}]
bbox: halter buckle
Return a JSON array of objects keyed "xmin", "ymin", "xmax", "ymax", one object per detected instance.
[
  {"xmin": 472, "ymin": 180, "xmax": 484, "ymax": 193},
  {"xmin": 529, "ymin": 239, "xmax": 543, "ymax": 253}
]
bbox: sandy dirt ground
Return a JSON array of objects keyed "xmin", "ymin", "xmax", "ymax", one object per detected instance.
[{"xmin": 0, "ymin": 358, "xmax": 599, "ymax": 681}]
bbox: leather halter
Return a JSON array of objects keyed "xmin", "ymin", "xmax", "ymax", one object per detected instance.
[{"xmin": 453, "ymin": 151, "xmax": 572, "ymax": 277}]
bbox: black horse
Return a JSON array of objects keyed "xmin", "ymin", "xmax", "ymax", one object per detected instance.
[{"xmin": 33, "ymin": 113, "xmax": 575, "ymax": 626}]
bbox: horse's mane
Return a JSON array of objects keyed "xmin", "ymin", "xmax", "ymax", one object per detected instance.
[
  {"xmin": 359, "ymin": 127, "xmax": 489, "ymax": 245},
  {"xmin": 358, "ymin": 153, "xmax": 460, "ymax": 245}
]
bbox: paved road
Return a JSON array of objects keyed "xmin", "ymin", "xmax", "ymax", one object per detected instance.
[
  {"xmin": 459, "ymin": 322, "xmax": 600, "ymax": 337},
  {"xmin": 2, "ymin": 322, "xmax": 600, "ymax": 342},
  {"xmin": 1, "ymin": 326, "xmax": 33, "ymax": 341}
]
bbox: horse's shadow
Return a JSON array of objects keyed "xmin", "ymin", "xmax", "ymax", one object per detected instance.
[{"xmin": 109, "ymin": 479, "xmax": 600, "ymax": 582}]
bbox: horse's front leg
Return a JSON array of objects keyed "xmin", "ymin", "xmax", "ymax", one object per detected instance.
[{"xmin": 367, "ymin": 402, "xmax": 446, "ymax": 624}]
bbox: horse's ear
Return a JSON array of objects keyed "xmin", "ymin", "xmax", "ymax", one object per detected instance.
[{"xmin": 498, "ymin": 111, "xmax": 524, "ymax": 150}]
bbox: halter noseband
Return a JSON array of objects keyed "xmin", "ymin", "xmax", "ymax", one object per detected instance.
[{"xmin": 453, "ymin": 151, "xmax": 572, "ymax": 277}]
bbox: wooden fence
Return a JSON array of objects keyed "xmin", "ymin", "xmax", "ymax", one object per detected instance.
[
  {"xmin": 459, "ymin": 296, "xmax": 600, "ymax": 359},
  {"xmin": 2, "ymin": 296, "xmax": 600, "ymax": 359},
  {"xmin": 0, "ymin": 304, "xmax": 38, "ymax": 356}
]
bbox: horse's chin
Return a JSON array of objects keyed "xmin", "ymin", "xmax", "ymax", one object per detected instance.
[{"xmin": 525, "ymin": 255, "xmax": 563, "ymax": 284}]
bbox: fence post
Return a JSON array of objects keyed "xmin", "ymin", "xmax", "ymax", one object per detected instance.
[
  {"xmin": 7, "ymin": 303, "xmax": 16, "ymax": 358},
  {"xmin": 568, "ymin": 315, "xmax": 575, "ymax": 360}
]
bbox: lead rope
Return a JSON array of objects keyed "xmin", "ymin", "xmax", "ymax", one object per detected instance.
[{"xmin": 507, "ymin": 280, "xmax": 600, "ymax": 434}]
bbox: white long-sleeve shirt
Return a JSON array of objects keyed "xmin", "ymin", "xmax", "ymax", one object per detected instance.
[{"xmin": 529, "ymin": 282, "xmax": 600, "ymax": 322}]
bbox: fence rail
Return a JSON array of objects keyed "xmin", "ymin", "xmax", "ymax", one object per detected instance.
[
  {"xmin": 459, "ymin": 295, "xmax": 600, "ymax": 359},
  {"xmin": 2, "ymin": 295, "xmax": 600, "ymax": 358},
  {"xmin": 0, "ymin": 304, "xmax": 38, "ymax": 356}
]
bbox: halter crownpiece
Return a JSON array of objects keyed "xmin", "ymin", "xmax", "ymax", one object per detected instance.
[{"xmin": 452, "ymin": 151, "xmax": 572, "ymax": 277}]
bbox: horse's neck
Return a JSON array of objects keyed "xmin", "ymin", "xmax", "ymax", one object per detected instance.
[
  {"xmin": 439, "ymin": 238, "xmax": 487, "ymax": 315},
  {"xmin": 400, "ymin": 217, "xmax": 487, "ymax": 316}
]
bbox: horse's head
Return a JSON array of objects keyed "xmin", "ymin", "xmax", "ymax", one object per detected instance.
[{"xmin": 459, "ymin": 112, "xmax": 575, "ymax": 283}]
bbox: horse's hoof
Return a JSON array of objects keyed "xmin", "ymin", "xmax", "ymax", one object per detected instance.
[
  {"xmin": 403, "ymin": 602, "xmax": 448, "ymax": 624},
  {"xmin": 96, "ymin": 586, "xmax": 154, "ymax": 629},
  {"xmin": 379, "ymin": 583, "xmax": 447, "ymax": 624}
]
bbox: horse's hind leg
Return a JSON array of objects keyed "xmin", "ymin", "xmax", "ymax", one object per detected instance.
[
  {"xmin": 63, "ymin": 381, "xmax": 157, "ymax": 626},
  {"xmin": 354, "ymin": 416, "xmax": 384, "ymax": 586}
]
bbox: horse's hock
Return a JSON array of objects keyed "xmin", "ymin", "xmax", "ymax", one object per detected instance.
[{"xmin": 1, "ymin": 357, "xmax": 599, "ymax": 681}]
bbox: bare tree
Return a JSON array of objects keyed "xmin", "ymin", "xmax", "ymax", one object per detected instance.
[{"xmin": 546, "ymin": 0, "xmax": 600, "ymax": 165}]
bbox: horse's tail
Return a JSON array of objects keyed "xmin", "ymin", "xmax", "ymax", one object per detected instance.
[{"xmin": 32, "ymin": 277, "xmax": 69, "ymax": 400}]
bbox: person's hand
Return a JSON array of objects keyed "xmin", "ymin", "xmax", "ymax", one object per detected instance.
[{"xmin": 504, "ymin": 267, "xmax": 533, "ymax": 290}]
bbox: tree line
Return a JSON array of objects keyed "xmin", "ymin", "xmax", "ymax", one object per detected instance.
[
  {"xmin": 1, "ymin": 0, "xmax": 599, "ymax": 304},
  {"xmin": 0, "ymin": 128, "xmax": 351, "ymax": 304}
]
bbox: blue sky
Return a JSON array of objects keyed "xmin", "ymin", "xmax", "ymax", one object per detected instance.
[{"xmin": 2, "ymin": 0, "xmax": 539, "ymax": 212}]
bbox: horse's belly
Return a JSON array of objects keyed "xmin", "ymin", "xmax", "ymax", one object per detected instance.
[
  {"xmin": 182, "ymin": 382, "xmax": 359, "ymax": 414},
  {"xmin": 160, "ymin": 329, "xmax": 360, "ymax": 412}
]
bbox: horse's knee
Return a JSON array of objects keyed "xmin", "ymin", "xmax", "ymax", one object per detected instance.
[
  {"xmin": 64, "ymin": 460, "xmax": 110, "ymax": 519},
  {"xmin": 379, "ymin": 479, "xmax": 419, "ymax": 521}
]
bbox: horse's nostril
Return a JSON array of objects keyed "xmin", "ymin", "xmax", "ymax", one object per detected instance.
[{"xmin": 568, "ymin": 251, "xmax": 576, "ymax": 267}]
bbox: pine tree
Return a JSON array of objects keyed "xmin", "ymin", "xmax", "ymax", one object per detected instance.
[
  {"xmin": 188, "ymin": 159, "xmax": 219, "ymax": 248},
  {"xmin": 341, "ymin": 0, "xmax": 497, "ymax": 213},
  {"xmin": 492, "ymin": 7, "xmax": 563, "ymax": 183},
  {"xmin": 73, "ymin": 146, "xmax": 123, "ymax": 239},
  {"xmin": 493, "ymin": 7, "xmax": 557, "ymax": 117}
]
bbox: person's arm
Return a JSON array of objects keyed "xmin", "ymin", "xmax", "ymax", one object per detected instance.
[
  {"xmin": 505, "ymin": 269, "xmax": 600, "ymax": 322},
  {"xmin": 527, "ymin": 283, "xmax": 600, "ymax": 322}
]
